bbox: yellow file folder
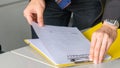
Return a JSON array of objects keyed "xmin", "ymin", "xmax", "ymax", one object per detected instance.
[
  {"xmin": 25, "ymin": 23, "xmax": 120, "ymax": 67},
  {"xmin": 83, "ymin": 23, "xmax": 120, "ymax": 60}
]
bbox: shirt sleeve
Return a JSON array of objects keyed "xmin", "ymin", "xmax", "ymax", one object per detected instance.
[{"xmin": 102, "ymin": 0, "xmax": 120, "ymax": 23}]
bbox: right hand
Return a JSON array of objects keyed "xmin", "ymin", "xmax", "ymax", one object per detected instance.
[{"xmin": 24, "ymin": 0, "xmax": 45, "ymax": 27}]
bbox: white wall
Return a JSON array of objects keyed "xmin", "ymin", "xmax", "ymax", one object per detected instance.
[{"xmin": 0, "ymin": 0, "xmax": 31, "ymax": 52}]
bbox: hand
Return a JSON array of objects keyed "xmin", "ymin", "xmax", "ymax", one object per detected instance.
[
  {"xmin": 89, "ymin": 22, "xmax": 118, "ymax": 64},
  {"xmin": 24, "ymin": 0, "xmax": 45, "ymax": 26}
]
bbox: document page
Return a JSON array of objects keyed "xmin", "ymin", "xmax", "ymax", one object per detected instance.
[{"xmin": 30, "ymin": 23, "xmax": 90, "ymax": 64}]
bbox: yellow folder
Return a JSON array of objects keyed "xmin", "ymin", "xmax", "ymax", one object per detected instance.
[
  {"xmin": 83, "ymin": 23, "xmax": 120, "ymax": 60},
  {"xmin": 25, "ymin": 23, "xmax": 120, "ymax": 67}
]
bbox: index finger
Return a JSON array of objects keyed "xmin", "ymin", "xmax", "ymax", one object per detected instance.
[
  {"xmin": 26, "ymin": 14, "xmax": 33, "ymax": 25},
  {"xmin": 89, "ymin": 33, "xmax": 97, "ymax": 61}
]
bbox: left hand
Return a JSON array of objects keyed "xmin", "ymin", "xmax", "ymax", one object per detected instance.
[{"xmin": 89, "ymin": 22, "xmax": 118, "ymax": 64}]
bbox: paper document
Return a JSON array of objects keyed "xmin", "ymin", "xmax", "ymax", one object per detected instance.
[{"xmin": 25, "ymin": 22, "xmax": 91, "ymax": 66}]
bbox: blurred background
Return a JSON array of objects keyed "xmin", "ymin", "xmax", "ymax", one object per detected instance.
[{"xmin": 0, "ymin": 0, "xmax": 31, "ymax": 52}]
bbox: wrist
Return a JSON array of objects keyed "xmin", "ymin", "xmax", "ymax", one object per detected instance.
[
  {"xmin": 103, "ymin": 21, "xmax": 118, "ymax": 30},
  {"xmin": 103, "ymin": 19, "xmax": 119, "ymax": 29}
]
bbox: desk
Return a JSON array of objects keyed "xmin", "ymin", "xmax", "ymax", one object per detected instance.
[
  {"xmin": 11, "ymin": 46, "xmax": 120, "ymax": 68},
  {"xmin": 0, "ymin": 51, "xmax": 51, "ymax": 68}
]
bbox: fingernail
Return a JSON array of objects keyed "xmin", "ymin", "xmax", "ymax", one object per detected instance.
[
  {"xmin": 99, "ymin": 60, "xmax": 102, "ymax": 63},
  {"xmin": 89, "ymin": 58, "xmax": 93, "ymax": 61},
  {"xmin": 94, "ymin": 60, "xmax": 97, "ymax": 64},
  {"xmin": 89, "ymin": 56, "xmax": 92, "ymax": 61},
  {"xmin": 39, "ymin": 24, "xmax": 44, "ymax": 27}
]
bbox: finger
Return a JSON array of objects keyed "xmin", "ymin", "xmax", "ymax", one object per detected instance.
[
  {"xmin": 25, "ymin": 14, "xmax": 33, "ymax": 25},
  {"xmin": 24, "ymin": 10, "xmax": 34, "ymax": 25},
  {"xmin": 93, "ymin": 32, "xmax": 104, "ymax": 64},
  {"xmin": 89, "ymin": 33, "xmax": 97, "ymax": 61},
  {"xmin": 107, "ymin": 38, "xmax": 113, "ymax": 50},
  {"xmin": 37, "ymin": 10, "xmax": 44, "ymax": 27},
  {"xmin": 99, "ymin": 33, "xmax": 108, "ymax": 63},
  {"xmin": 93, "ymin": 35, "xmax": 103, "ymax": 64}
]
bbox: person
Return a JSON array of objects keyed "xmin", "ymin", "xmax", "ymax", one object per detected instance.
[{"xmin": 23, "ymin": 0, "xmax": 120, "ymax": 64}]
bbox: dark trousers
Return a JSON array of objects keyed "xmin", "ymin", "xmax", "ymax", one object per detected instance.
[{"xmin": 32, "ymin": 0, "xmax": 102, "ymax": 38}]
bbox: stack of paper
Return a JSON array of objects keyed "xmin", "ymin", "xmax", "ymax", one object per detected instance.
[{"xmin": 25, "ymin": 23, "xmax": 90, "ymax": 67}]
